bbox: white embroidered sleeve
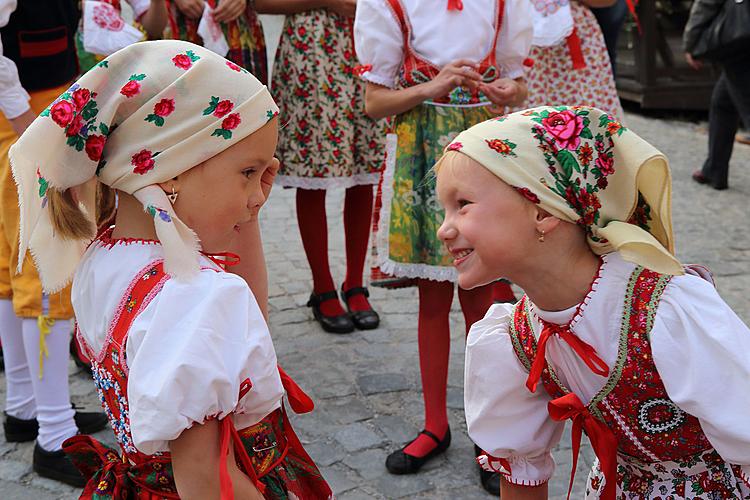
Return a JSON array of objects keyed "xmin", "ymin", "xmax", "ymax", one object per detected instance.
[
  {"xmin": 495, "ymin": 0, "xmax": 534, "ymax": 80},
  {"xmin": 465, "ymin": 303, "xmax": 564, "ymax": 485},
  {"xmin": 126, "ymin": 271, "xmax": 284, "ymax": 455},
  {"xmin": 353, "ymin": 0, "xmax": 404, "ymax": 88},
  {"xmin": 651, "ymin": 273, "xmax": 750, "ymax": 467}
]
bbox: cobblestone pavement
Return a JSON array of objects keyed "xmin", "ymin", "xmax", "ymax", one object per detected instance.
[{"xmin": 1, "ymin": 19, "xmax": 750, "ymax": 500}]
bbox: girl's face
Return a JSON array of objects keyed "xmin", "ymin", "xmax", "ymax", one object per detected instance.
[
  {"xmin": 171, "ymin": 119, "xmax": 279, "ymax": 253},
  {"xmin": 436, "ymin": 153, "xmax": 539, "ymax": 290}
]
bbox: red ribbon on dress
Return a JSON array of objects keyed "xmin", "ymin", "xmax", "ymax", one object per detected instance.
[
  {"xmin": 202, "ymin": 251, "xmax": 241, "ymax": 269},
  {"xmin": 278, "ymin": 365, "xmax": 315, "ymax": 414},
  {"xmin": 548, "ymin": 393, "xmax": 618, "ymax": 500},
  {"xmin": 566, "ymin": 28, "xmax": 587, "ymax": 70},
  {"xmin": 447, "ymin": 0, "xmax": 464, "ymax": 10},
  {"xmin": 218, "ymin": 416, "xmax": 266, "ymax": 500},
  {"xmin": 354, "ymin": 64, "xmax": 373, "ymax": 76},
  {"xmin": 526, "ymin": 321, "xmax": 609, "ymax": 393}
]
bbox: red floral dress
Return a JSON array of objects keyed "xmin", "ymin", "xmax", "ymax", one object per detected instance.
[
  {"xmin": 64, "ymin": 260, "xmax": 331, "ymax": 499},
  {"xmin": 271, "ymin": 10, "xmax": 386, "ymax": 189},
  {"xmin": 508, "ymin": 266, "xmax": 750, "ymax": 499}
]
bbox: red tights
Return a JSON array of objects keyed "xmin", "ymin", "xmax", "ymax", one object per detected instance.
[
  {"xmin": 403, "ymin": 280, "xmax": 493, "ymax": 457},
  {"xmin": 296, "ymin": 185, "xmax": 374, "ymax": 316}
]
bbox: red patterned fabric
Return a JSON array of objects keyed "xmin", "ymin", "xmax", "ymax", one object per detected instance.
[
  {"xmin": 383, "ymin": 0, "xmax": 505, "ymax": 105},
  {"xmin": 509, "ymin": 265, "xmax": 718, "ymax": 494},
  {"xmin": 66, "ymin": 260, "xmax": 331, "ymax": 499}
]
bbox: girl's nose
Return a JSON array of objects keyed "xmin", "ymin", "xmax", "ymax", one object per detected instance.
[{"xmin": 437, "ymin": 220, "xmax": 457, "ymax": 242}]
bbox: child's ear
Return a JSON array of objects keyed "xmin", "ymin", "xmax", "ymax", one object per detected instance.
[{"xmin": 534, "ymin": 207, "xmax": 561, "ymax": 235}]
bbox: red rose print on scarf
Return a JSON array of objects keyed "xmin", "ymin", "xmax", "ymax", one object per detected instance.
[
  {"xmin": 50, "ymin": 100, "xmax": 75, "ymax": 127},
  {"xmin": 66, "ymin": 115, "xmax": 84, "ymax": 137},
  {"xmin": 85, "ymin": 135, "xmax": 106, "ymax": 162},
  {"xmin": 514, "ymin": 187, "xmax": 540, "ymax": 204},
  {"xmin": 172, "ymin": 50, "xmax": 200, "ymax": 70},
  {"xmin": 212, "ymin": 113, "xmax": 242, "ymax": 140},
  {"xmin": 145, "ymin": 98, "xmax": 176, "ymax": 127},
  {"xmin": 72, "ymin": 88, "xmax": 91, "ymax": 111},
  {"xmin": 131, "ymin": 149, "xmax": 156, "ymax": 174},
  {"xmin": 120, "ymin": 74, "xmax": 146, "ymax": 98},
  {"xmin": 541, "ymin": 110, "xmax": 585, "ymax": 151},
  {"xmin": 202, "ymin": 96, "xmax": 235, "ymax": 119}
]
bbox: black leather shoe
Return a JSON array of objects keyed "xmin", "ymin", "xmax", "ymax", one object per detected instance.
[
  {"xmin": 341, "ymin": 285, "xmax": 380, "ymax": 330},
  {"xmin": 33, "ymin": 442, "xmax": 86, "ymax": 487},
  {"xmin": 4, "ymin": 406, "xmax": 108, "ymax": 442},
  {"xmin": 475, "ymin": 445, "xmax": 501, "ymax": 496},
  {"xmin": 307, "ymin": 291, "xmax": 355, "ymax": 334},
  {"xmin": 385, "ymin": 428, "xmax": 451, "ymax": 475}
]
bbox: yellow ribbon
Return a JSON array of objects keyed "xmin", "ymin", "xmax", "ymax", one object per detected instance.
[{"xmin": 37, "ymin": 315, "xmax": 56, "ymax": 380}]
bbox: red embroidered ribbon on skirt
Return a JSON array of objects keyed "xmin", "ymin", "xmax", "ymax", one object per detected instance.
[
  {"xmin": 62, "ymin": 434, "xmax": 178, "ymax": 499},
  {"xmin": 548, "ymin": 393, "xmax": 618, "ymax": 500},
  {"xmin": 447, "ymin": 0, "xmax": 464, "ymax": 10},
  {"xmin": 218, "ymin": 416, "xmax": 266, "ymax": 499},
  {"xmin": 526, "ymin": 321, "xmax": 609, "ymax": 393},
  {"xmin": 566, "ymin": 28, "xmax": 586, "ymax": 70}
]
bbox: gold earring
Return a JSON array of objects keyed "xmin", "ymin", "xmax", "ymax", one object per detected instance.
[
  {"xmin": 168, "ymin": 187, "xmax": 178, "ymax": 204},
  {"xmin": 538, "ymin": 229, "xmax": 545, "ymax": 243}
]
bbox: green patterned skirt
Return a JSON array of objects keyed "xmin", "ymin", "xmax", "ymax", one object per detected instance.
[{"xmin": 376, "ymin": 103, "xmax": 494, "ymax": 282}]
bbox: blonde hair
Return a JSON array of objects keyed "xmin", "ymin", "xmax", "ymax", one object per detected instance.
[{"xmin": 47, "ymin": 183, "xmax": 116, "ymax": 240}]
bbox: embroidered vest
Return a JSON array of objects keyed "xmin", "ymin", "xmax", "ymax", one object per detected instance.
[
  {"xmin": 510, "ymin": 266, "xmax": 713, "ymax": 462},
  {"xmin": 0, "ymin": 0, "xmax": 79, "ymax": 91},
  {"xmin": 384, "ymin": 0, "xmax": 505, "ymax": 106}
]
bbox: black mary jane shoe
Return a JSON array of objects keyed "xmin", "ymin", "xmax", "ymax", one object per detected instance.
[
  {"xmin": 341, "ymin": 285, "xmax": 380, "ymax": 330},
  {"xmin": 33, "ymin": 442, "xmax": 86, "ymax": 487},
  {"xmin": 4, "ymin": 405, "xmax": 109, "ymax": 443},
  {"xmin": 307, "ymin": 290, "xmax": 355, "ymax": 334},
  {"xmin": 475, "ymin": 445, "xmax": 501, "ymax": 496},
  {"xmin": 385, "ymin": 428, "xmax": 451, "ymax": 475}
]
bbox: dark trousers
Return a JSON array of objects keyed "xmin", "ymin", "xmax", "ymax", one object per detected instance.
[
  {"xmin": 591, "ymin": 0, "xmax": 628, "ymax": 76},
  {"xmin": 701, "ymin": 59, "xmax": 750, "ymax": 188}
]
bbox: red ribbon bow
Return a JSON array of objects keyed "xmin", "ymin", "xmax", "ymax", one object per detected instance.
[
  {"xmin": 566, "ymin": 28, "xmax": 587, "ymax": 70},
  {"xmin": 526, "ymin": 321, "xmax": 609, "ymax": 393},
  {"xmin": 548, "ymin": 393, "xmax": 618, "ymax": 500},
  {"xmin": 447, "ymin": 0, "xmax": 464, "ymax": 10}
]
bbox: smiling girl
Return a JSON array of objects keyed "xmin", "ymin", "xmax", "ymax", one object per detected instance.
[
  {"xmin": 435, "ymin": 106, "xmax": 750, "ymax": 499},
  {"xmin": 9, "ymin": 40, "xmax": 331, "ymax": 499}
]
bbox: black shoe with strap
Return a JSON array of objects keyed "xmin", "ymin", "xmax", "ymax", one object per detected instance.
[
  {"xmin": 307, "ymin": 290, "xmax": 355, "ymax": 334},
  {"xmin": 385, "ymin": 428, "xmax": 451, "ymax": 475},
  {"xmin": 4, "ymin": 405, "xmax": 109, "ymax": 443},
  {"xmin": 474, "ymin": 444, "xmax": 501, "ymax": 496},
  {"xmin": 341, "ymin": 285, "xmax": 380, "ymax": 330},
  {"xmin": 33, "ymin": 442, "xmax": 86, "ymax": 487}
]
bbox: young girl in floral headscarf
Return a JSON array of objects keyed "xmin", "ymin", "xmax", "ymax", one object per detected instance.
[
  {"xmin": 10, "ymin": 40, "xmax": 331, "ymax": 499},
  {"xmin": 435, "ymin": 106, "xmax": 750, "ymax": 499}
]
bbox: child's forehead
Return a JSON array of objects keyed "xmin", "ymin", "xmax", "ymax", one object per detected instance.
[{"xmin": 437, "ymin": 153, "xmax": 506, "ymax": 190}]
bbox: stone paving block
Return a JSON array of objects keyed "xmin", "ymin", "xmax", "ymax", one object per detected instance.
[
  {"xmin": 29, "ymin": 474, "xmax": 79, "ymax": 494},
  {"xmin": 0, "ymin": 459, "xmax": 31, "ymax": 481},
  {"xmin": 319, "ymin": 463, "xmax": 359, "ymax": 495},
  {"xmin": 375, "ymin": 473, "xmax": 433, "ymax": 498},
  {"xmin": 0, "ymin": 479, "xmax": 58, "ymax": 499},
  {"xmin": 334, "ymin": 422, "xmax": 385, "ymax": 453},
  {"xmin": 326, "ymin": 398, "xmax": 373, "ymax": 424},
  {"xmin": 371, "ymin": 415, "xmax": 418, "ymax": 445},
  {"xmin": 338, "ymin": 486, "xmax": 385, "ymax": 500},
  {"xmin": 304, "ymin": 440, "xmax": 346, "ymax": 467},
  {"xmin": 446, "ymin": 386, "xmax": 464, "ymax": 410},
  {"xmin": 357, "ymin": 373, "xmax": 411, "ymax": 395},
  {"xmin": 342, "ymin": 448, "xmax": 388, "ymax": 481}
]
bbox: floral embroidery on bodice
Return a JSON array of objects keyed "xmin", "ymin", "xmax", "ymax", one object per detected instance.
[
  {"xmin": 384, "ymin": 0, "xmax": 506, "ymax": 106},
  {"xmin": 509, "ymin": 266, "xmax": 712, "ymax": 462}
]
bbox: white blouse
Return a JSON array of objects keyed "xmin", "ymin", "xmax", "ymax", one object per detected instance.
[
  {"xmin": 73, "ymin": 239, "xmax": 284, "ymax": 456},
  {"xmin": 465, "ymin": 252, "xmax": 750, "ymax": 485},
  {"xmin": 353, "ymin": 0, "xmax": 534, "ymax": 88}
]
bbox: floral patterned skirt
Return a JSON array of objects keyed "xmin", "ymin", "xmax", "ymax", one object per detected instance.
[
  {"xmin": 271, "ymin": 10, "xmax": 386, "ymax": 189},
  {"xmin": 519, "ymin": 3, "xmax": 624, "ymax": 121},
  {"xmin": 376, "ymin": 104, "xmax": 494, "ymax": 282},
  {"xmin": 585, "ymin": 450, "xmax": 750, "ymax": 499}
]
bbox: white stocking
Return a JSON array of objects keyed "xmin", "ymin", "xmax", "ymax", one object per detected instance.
[
  {"xmin": 21, "ymin": 310, "xmax": 76, "ymax": 451},
  {"xmin": 0, "ymin": 299, "xmax": 36, "ymax": 419}
]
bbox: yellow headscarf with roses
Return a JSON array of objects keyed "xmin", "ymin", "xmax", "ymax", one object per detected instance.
[
  {"xmin": 436, "ymin": 106, "xmax": 684, "ymax": 275},
  {"xmin": 10, "ymin": 40, "xmax": 279, "ymax": 292}
]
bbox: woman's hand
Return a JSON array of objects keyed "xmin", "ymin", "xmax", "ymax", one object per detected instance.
[
  {"xmin": 213, "ymin": 0, "xmax": 247, "ymax": 23},
  {"xmin": 424, "ymin": 59, "xmax": 482, "ymax": 100},
  {"xmin": 174, "ymin": 0, "xmax": 205, "ymax": 19},
  {"xmin": 685, "ymin": 52, "xmax": 703, "ymax": 71},
  {"xmin": 325, "ymin": 0, "xmax": 357, "ymax": 17},
  {"xmin": 479, "ymin": 78, "xmax": 527, "ymax": 112}
]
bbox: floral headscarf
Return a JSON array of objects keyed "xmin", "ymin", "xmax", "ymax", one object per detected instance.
[
  {"xmin": 10, "ymin": 40, "xmax": 279, "ymax": 292},
  {"xmin": 437, "ymin": 106, "xmax": 683, "ymax": 275}
]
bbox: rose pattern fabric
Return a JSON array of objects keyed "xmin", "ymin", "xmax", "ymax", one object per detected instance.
[
  {"xmin": 271, "ymin": 10, "xmax": 385, "ymax": 189},
  {"xmin": 512, "ymin": 3, "xmax": 623, "ymax": 121}
]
